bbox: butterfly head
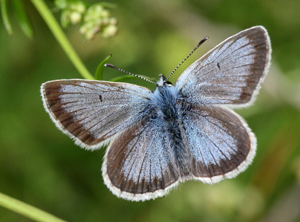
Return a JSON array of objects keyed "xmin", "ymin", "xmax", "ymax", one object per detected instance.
[{"xmin": 157, "ymin": 74, "xmax": 173, "ymax": 87}]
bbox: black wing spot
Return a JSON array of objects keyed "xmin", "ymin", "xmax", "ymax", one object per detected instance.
[
  {"xmin": 217, "ymin": 62, "xmax": 221, "ymax": 70},
  {"xmin": 99, "ymin": 95, "xmax": 103, "ymax": 102}
]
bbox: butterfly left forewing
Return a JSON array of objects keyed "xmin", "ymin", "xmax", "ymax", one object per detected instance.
[{"xmin": 41, "ymin": 79, "xmax": 152, "ymax": 150}]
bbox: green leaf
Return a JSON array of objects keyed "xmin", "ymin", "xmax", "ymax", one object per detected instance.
[
  {"xmin": 13, "ymin": 0, "xmax": 34, "ymax": 38},
  {"xmin": 95, "ymin": 53, "xmax": 112, "ymax": 80},
  {"xmin": 1, "ymin": 0, "xmax": 14, "ymax": 37}
]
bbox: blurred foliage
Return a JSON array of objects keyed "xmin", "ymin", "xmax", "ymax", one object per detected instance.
[
  {"xmin": 1, "ymin": 0, "xmax": 34, "ymax": 38},
  {"xmin": 55, "ymin": 0, "xmax": 118, "ymax": 40},
  {"xmin": 0, "ymin": 0, "xmax": 300, "ymax": 221}
]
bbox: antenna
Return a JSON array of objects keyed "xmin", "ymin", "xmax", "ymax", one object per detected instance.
[
  {"xmin": 104, "ymin": 64, "xmax": 157, "ymax": 85},
  {"xmin": 166, "ymin": 36, "xmax": 209, "ymax": 81}
]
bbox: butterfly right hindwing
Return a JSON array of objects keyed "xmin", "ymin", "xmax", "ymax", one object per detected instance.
[{"xmin": 180, "ymin": 104, "xmax": 256, "ymax": 184}]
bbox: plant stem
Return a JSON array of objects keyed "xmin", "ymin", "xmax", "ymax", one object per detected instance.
[
  {"xmin": 31, "ymin": 0, "xmax": 94, "ymax": 80},
  {"xmin": 0, "ymin": 192, "xmax": 66, "ymax": 222}
]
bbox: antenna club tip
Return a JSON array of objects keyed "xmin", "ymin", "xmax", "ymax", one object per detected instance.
[
  {"xmin": 198, "ymin": 36, "xmax": 209, "ymax": 46},
  {"xmin": 104, "ymin": 63, "xmax": 114, "ymax": 68}
]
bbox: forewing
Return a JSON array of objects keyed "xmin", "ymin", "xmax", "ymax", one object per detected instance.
[
  {"xmin": 181, "ymin": 104, "xmax": 256, "ymax": 184},
  {"xmin": 176, "ymin": 26, "xmax": 271, "ymax": 106},
  {"xmin": 103, "ymin": 117, "xmax": 180, "ymax": 201},
  {"xmin": 41, "ymin": 79, "xmax": 152, "ymax": 150}
]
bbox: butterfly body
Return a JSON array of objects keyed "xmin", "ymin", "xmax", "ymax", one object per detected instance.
[
  {"xmin": 151, "ymin": 77, "xmax": 191, "ymax": 177},
  {"xmin": 41, "ymin": 26, "xmax": 271, "ymax": 201}
]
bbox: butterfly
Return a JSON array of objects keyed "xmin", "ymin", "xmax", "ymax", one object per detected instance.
[{"xmin": 41, "ymin": 26, "xmax": 271, "ymax": 201}]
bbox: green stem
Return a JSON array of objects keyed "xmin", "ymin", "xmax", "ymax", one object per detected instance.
[
  {"xmin": 0, "ymin": 192, "xmax": 66, "ymax": 222},
  {"xmin": 31, "ymin": 0, "xmax": 94, "ymax": 80}
]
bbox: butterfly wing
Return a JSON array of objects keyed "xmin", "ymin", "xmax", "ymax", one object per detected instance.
[
  {"xmin": 175, "ymin": 26, "xmax": 271, "ymax": 107},
  {"xmin": 180, "ymin": 104, "xmax": 256, "ymax": 184},
  {"xmin": 103, "ymin": 116, "xmax": 181, "ymax": 201},
  {"xmin": 41, "ymin": 79, "xmax": 152, "ymax": 150}
]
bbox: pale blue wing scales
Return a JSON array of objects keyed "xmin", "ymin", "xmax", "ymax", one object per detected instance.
[
  {"xmin": 103, "ymin": 117, "xmax": 181, "ymax": 201},
  {"xmin": 181, "ymin": 104, "xmax": 256, "ymax": 184},
  {"xmin": 41, "ymin": 79, "xmax": 152, "ymax": 150},
  {"xmin": 175, "ymin": 26, "xmax": 271, "ymax": 106}
]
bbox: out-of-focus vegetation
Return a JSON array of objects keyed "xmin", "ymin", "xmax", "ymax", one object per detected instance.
[{"xmin": 0, "ymin": 0, "xmax": 300, "ymax": 221}]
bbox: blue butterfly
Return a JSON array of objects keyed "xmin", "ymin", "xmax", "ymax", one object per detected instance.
[{"xmin": 41, "ymin": 26, "xmax": 271, "ymax": 201}]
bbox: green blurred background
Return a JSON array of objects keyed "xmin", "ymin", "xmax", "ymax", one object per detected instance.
[{"xmin": 1, "ymin": 0, "xmax": 300, "ymax": 221}]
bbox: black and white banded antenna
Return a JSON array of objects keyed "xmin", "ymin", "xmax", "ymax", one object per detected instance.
[
  {"xmin": 104, "ymin": 64, "xmax": 157, "ymax": 85},
  {"xmin": 166, "ymin": 36, "xmax": 209, "ymax": 81}
]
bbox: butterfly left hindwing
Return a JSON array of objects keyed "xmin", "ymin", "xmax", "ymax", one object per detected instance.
[{"xmin": 103, "ymin": 115, "xmax": 181, "ymax": 201}]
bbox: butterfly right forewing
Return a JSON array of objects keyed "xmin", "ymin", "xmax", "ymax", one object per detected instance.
[{"xmin": 176, "ymin": 26, "xmax": 271, "ymax": 107}]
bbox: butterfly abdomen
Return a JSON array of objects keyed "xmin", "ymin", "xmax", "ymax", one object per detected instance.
[{"xmin": 165, "ymin": 120, "xmax": 190, "ymax": 178}]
